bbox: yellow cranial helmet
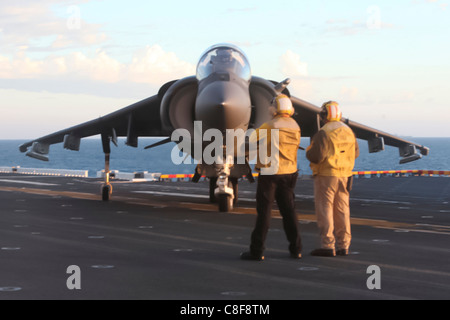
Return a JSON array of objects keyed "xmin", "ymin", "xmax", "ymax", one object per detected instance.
[
  {"xmin": 320, "ymin": 101, "xmax": 342, "ymax": 122},
  {"xmin": 271, "ymin": 94, "xmax": 294, "ymax": 116}
]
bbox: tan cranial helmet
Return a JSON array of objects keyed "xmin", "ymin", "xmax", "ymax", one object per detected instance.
[
  {"xmin": 271, "ymin": 94, "xmax": 294, "ymax": 116},
  {"xmin": 320, "ymin": 101, "xmax": 342, "ymax": 122}
]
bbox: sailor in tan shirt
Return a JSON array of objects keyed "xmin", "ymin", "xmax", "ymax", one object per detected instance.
[{"xmin": 306, "ymin": 101, "xmax": 359, "ymax": 257}]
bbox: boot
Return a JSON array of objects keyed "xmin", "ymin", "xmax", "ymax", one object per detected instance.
[{"xmin": 310, "ymin": 248, "xmax": 336, "ymax": 257}]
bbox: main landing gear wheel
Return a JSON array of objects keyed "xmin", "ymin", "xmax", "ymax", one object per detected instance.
[
  {"xmin": 218, "ymin": 193, "xmax": 233, "ymax": 213},
  {"xmin": 209, "ymin": 177, "xmax": 218, "ymax": 203},
  {"xmin": 102, "ymin": 184, "xmax": 112, "ymax": 201},
  {"xmin": 230, "ymin": 177, "xmax": 238, "ymax": 206}
]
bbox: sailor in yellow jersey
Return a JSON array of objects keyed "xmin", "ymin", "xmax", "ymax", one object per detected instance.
[
  {"xmin": 306, "ymin": 101, "xmax": 359, "ymax": 257},
  {"xmin": 241, "ymin": 94, "xmax": 302, "ymax": 261}
]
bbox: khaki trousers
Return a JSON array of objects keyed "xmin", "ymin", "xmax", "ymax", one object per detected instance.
[{"xmin": 313, "ymin": 175, "xmax": 351, "ymax": 250}]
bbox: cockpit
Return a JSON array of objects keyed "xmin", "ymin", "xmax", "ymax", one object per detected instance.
[{"xmin": 196, "ymin": 44, "xmax": 251, "ymax": 82}]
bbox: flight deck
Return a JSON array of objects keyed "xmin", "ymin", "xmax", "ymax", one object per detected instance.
[{"xmin": 0, "ymin": 173, "xmax": 449, "ymax": 300}]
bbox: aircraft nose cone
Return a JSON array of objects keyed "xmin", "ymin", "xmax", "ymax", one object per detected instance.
[
  {"xmin": 195, "ymin": 81, "xmax": 251, "ymax": 132},
  {"xmin": 198, "ymin": 81, "xmax": 234, "ymax": 109}
]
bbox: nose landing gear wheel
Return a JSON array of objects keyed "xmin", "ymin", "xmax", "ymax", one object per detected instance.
[{"xmin": 215, "ymin": 178, "xmax": 238, "ymax": 212}]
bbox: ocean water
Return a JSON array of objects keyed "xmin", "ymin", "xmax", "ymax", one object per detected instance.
[{"xmin": 0, "ymin": 137, "xmax": 449, "ymax": 177}]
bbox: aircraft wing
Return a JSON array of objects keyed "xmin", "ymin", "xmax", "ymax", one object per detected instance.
[
  {"xmin": 290, "ymin": 96, "xmax": 429, "ymax": 163},
  {"xmin": 19, "ymin": 94, "xmax": 166, "ymax": 161}
]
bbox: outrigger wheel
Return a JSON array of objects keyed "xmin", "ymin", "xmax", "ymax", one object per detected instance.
[{"xmin": 101, "ymin": 183, "xmax": 112, "ymax": 201}]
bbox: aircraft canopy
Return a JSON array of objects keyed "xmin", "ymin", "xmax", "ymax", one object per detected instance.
[{"xmin": 196, "ymin": 44, "xmax": 251, "ymax": 81}]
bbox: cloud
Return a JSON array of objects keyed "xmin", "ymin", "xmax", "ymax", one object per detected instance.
[
  {"xmin": 425, "ymin": 0, "xmax": 448, "ymax": 9},
  {"xmin": 340, "ymin": 86, "xmax": 360, "ymax": 101},
  {"xmin": 226, "ymin": 7, "xmax": 258, "ymax": 13},
  {"xmin": 322, "ymin": 5, "xmax": 398, "ymax": 37},
  {"xmin": 0, "ymin": 45, "xmax": 196, "ymax": 96},
  {"xmin": 0, "ymin": 3, "xmax": 196, "ymax": 98},
  {"xmin": 323, "ymin": 19, "xmax": 396, "ymax": 36},
  {"xmin": 278, "ymin": 50, "xmax": 315, "ymax": 100},
  {"xmin": 0, "ymin": 1, "xmax": 106, "ymax": 53},
  {"xmin": 411, "ymin": 0, "xmax": 448, "ymax": 10},
  {"xmin": 280, "ymin": 50, "xmax": 308, "ymax": 77},
  {"xmin": 127, "ymin": 45, "xmax": 195, "ymax": 84}
]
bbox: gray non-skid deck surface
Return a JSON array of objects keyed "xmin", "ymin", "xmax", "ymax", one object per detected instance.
[{"xmin": 0, "ymin": 174, "xmax": 449, "ymax": 300}]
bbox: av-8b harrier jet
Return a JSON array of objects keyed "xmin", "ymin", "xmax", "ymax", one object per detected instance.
[{"xmin": 19, "ymin": 43, "xmax": 429, "ymax": 212}]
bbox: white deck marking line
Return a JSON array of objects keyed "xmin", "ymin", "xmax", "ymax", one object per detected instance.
[
  {"xmin": 132, "ymin": 190, "xmax": 411, "ymax": 205},
  {"xmin": 0, "ymin": 179, "xmax": 59, "ymax": 186},
  {"xmin": 132, "ymin": 190, "xmax": 255, "ymax": 202}
]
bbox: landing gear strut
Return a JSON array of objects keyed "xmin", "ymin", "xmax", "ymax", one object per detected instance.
[
  {"xmin": 194, "ymin": 158, "xmax": 253, "ymax": 213},
  {"xmin": 101, "ymin": 131, "xmax": 116, "ymax": 202},
  {"xmin": 214, "ymin": 161, "xmax": 238, "ymax": 212},
  {"xmin": 101, "ymin": 153, "xmax": 112, "ymax": 201}
]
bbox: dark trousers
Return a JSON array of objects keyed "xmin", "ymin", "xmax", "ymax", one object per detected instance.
[{"xmin": 250, "ymin": 172, "xmax": 302, "ymax": 256}]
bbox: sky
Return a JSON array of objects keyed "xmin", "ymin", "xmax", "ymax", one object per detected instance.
[{"xmin": 0, "ymin": 0, "xmax": 449, "ymax": 139}]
